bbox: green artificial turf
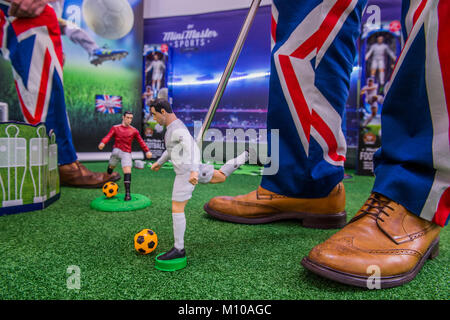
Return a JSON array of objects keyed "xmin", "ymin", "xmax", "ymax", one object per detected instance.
[{"xmin": 0, "ymin": 162, "xmax": 448, "ymax": 300}]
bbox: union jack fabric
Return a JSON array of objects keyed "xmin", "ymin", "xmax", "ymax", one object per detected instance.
[
  {"xmin": 373, "ymin": 0, "xmax": 450, "ymax": 226},
  {"xmin": 0, "ymin": 1, "xmax": 77, "ymax": 165},
  {"xmin": 95, "ymin": 95, "xmax": 123, "ymax": 114},
  {"xmin": 261, "ymin": 0, "xmax": 367, "ymax": 199}
]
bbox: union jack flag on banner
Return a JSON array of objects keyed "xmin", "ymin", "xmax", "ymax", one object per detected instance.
[{"xmin": 95, "ymin": 95, "xmax": 123, "ymax": 114}]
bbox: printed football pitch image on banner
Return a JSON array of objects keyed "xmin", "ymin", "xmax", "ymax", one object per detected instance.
[{"xmin": 0, "ymin": 0, "xmax": 144, "ymax": 154}]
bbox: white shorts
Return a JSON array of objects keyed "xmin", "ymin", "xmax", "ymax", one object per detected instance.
[
  {"xmin": 371, "ymin": 58, "xmax": 385, "ymax": 70},
  {"xmin": 172, "ymin": 164, "xmax": 214, "ymax": 202},
  {"xmin": 109, "ymin": 148, "xmax": 132, "ymax": 168},
  {"xmin": 152, "ymin": 72, "xmax": 163, "ymax": 81}
]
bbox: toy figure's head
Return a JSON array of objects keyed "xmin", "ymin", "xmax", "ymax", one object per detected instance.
[
  {"xmin": 377, "ymin": 35, "xmax": 384, "ymax": 43},
  {"xmin": 122, "ymin": 111, "xmax": 133, "ymax": 126},
  {"xmin": 149, "ymin": 99, "xmax": 173, "ymax": 126},
  {"xmin": 368, "ymin": 77, "xmax": 374, "ymax": 85}
]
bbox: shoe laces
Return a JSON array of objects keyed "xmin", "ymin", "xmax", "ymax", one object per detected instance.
[{"xmin": 349, "ymin": 193, "xmax": 394, "ymax": 224}]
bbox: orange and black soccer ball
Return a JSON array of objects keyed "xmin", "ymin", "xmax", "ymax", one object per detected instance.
[
  {"xmin": 102, "ymin": 181, "xmax": 119, "ymax": 198},
  {"xmin": 134, "ymin": 229, "xmax": 158, "ymax": 254}
]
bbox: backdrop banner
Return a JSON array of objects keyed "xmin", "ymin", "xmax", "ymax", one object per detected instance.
[{"xmin": 0, "ymin": 0, "xmax": 144, "ymax": 155}]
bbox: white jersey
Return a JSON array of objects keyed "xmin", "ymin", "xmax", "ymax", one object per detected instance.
[
  {"xmin": 156, "ymin": 119, "xmax": 200, "ymax": 175},
  {"xmin": 365, "ymin": 43, "xmax": 396, "ymax": 61}
]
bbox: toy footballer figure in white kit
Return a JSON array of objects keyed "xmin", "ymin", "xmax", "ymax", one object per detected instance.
[
  {"xmin": 149, "ymin": 99, "xmax": 253, "ymax": 263},
  {"xmin": 365, "ymin": 35, "xmax": 396, "ymax": 91}
]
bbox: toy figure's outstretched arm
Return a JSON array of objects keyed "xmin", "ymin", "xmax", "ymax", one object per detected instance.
[
  {"xmin": 135, "ymin": 130, "xmax": 150, "ymax": 152},
  {"xmin": 99, "ymin": 126, "xmax": 115, "ymax": 148},
  {"xmin": 156, "ymin": 150, "xmax": 169, "ymax": 167}
]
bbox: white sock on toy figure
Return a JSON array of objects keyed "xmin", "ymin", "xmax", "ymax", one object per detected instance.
[
  {"xmin": 150, "ymin": 99, "xmax": 250, "ymax": 261},
  {"xmin": 172, "ymin": 212, "xmax": 186, "ymax": 250}
]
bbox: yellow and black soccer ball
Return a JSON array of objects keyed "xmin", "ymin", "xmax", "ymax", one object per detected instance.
[
  {"xmin": 102, "ymin": 181, "xmax": 119, "ymax": 198},
  {"xmin": 134, "ymin": 229, "xmax": 158, "ymax": 255}
]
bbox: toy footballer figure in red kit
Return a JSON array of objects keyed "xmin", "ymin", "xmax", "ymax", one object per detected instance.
[{"xmin": 99, "ymin": 111, "xmax": 152, "ymax": 201}]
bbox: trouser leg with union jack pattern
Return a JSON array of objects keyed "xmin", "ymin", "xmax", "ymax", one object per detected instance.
[
  {"xmin": 372, "ymin": 0, "xmax": 450, "ymax": 227},
  {"xmin": 261, "ymin": 0, "xmax": 367, "ymax": 198},
  {"xmin": 0, "ymin": 3, "xmax": 78, "ymax": 165},
  {"xmin": 262, "ymin": 0, "xmax": 449, "ymax": 227}
]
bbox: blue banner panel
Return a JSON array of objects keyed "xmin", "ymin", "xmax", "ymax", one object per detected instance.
[{"xmin": 143, "ymin": 6, "xmax": 272, "ymax": 138}]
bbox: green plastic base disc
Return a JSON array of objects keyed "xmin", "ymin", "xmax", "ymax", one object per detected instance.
[
  {"xmin": 90, "ymin": 193, "xmax": 151, "ymax": 212},
  {"xmin": 155, "ymin": 253, "xmax": 187, "ymax": 271}
]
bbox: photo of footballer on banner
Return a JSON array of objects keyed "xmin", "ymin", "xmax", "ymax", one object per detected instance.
[
  {"xmin": 142, "ymin": 44, "xmax": 172, "ymax": 159},
  {"xmin": 357, "ymin": 18, "xmax": 401, "ymax": 175}
]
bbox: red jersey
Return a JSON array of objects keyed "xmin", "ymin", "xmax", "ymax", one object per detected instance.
[{"xmin": 101, "ymin": 124, "xmax": 150, "ymax": 153}]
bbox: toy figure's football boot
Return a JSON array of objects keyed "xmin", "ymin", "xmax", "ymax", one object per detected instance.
[
  {"xmin": 90, "ymin": 48, "xmax": 128, "ymax": 66},
  {"xmin": 204, "ymin": 182, "xmax": 346, "ymax": 229},
  {"xmin": 301, "ymin": 193, "xmax": 441, "ymax": 288},
  {"xmin": 157, "ymin": 247, "xmax": 186, "ymax": 260}
]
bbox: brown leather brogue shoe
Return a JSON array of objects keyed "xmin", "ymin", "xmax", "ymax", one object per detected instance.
[
  {"xmin": 204, "ymin": 182, "xmax": 346, "ymax": 229},
  {"xmin": 59, "ymin": 161, "xmax": 121, "ymax": 188},
  {"xmin": 301, "ymin": 193, "xmax": 441, "ymax": 288}
]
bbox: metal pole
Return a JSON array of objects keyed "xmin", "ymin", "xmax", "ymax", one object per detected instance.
[{"xmin": 195, "ymin": 0, "xmax": 262, "ymax": 146}]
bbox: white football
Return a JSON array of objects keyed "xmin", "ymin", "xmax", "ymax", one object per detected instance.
[{"xmin": 82, "ymin": 0, "xmax": 134, "ymax": 40}]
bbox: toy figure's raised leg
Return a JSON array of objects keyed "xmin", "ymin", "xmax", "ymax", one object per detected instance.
[
  {"xmin": 197, "ymin": 150, "xmax": 252, "ymax": 185},
  {"xmin": 218, "ymin": 150, "xmax": 249, "ymax": 177}
]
